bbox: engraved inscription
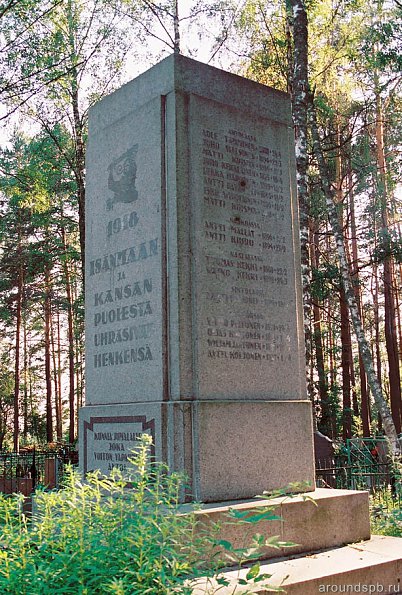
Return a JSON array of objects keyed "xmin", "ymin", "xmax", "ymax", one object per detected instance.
[
  {"xmin": 84, "ymin": 416, "xmax": 155, "ymax": 474},
  {"xmin": 200, "ymin": 123, "xmax": 293, "ymax": 366},
  {"xmin": 88, "ymin": 144, "xmax": 160, "ymax": 373},
  {"xmin": 89, "ymin": 238, "xmax": 158, "ymax": 276}
]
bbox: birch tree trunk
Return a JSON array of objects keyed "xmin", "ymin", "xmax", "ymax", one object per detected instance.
[
  {"xmin": 173, "ymin": 0, "xmax": 180, "ymax": 53},
  {"xmin": 286, "ymin": 0, "xmax": 399, "ymax": 452},
  {"xmin": 373, "ymin": 260, "xmax": 383, "ymax": 387},
  {"xmin": 340, "ymin": 286, "xmax": 352, "ymax": 440},
  {"xmin": 286, "ymin": 0, "xmax": 312, "ymax": 401},
  {"xmin": 310, "ymin": 221, "xmax": 331, "ymax": 435}
]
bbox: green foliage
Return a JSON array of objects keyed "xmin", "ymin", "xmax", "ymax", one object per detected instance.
[
  {"xmin": 0, "ymin": 439, "xmax": 192, "ymax": 594},
  {"xmin": 371, "ymin": 489, "xmax": 402, "ymax": 538},
  {"xmin": 0, "ymin": 0, "xmax": 130, "ymax": 114},
  {"xmin": 0, "ymin": 353, "xmax": 14, "ymax": 450},
  {"xmin": 241, "ymin": 1, "xmax": 290, "ymax": 92},
  {"xmin": 311, "ymin": 263, "xmax": 339, "ymax": 301},
  {"xmin": 317, "ymin": 382, "xmax": 343, "ymax": 437},
  {"xmin": 372, "ymin": 231, "xmax": 402, "ymax": 265},
  {"xmin": 0, "ymin": 126, "xmax": 83, "ymax": 446},
  {"xmin": 372, "ymin": 507, "xmax": 402, "ymax": 537},
  {"xmin": 0, "ymin": 436, "xmax": 289, "ymax": 594},
  {"xmin": 370, "ymin": 457, "xmax": 402, "ymax": 537}
]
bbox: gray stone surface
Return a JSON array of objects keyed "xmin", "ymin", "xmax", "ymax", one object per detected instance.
[
  {"xmin": 85, "ymin": 95, "xmax": 163, "ymax": 406},
  {"xmin": 186, "ymin": 94, "xmax": 304, "ymax": 400},
  {"xmin": 192, "ymin": 400, "xmax": 314, "ymax": 501},
  {"xmin": 191, "ymin": 535, "xmax": 402, "ymax": 594},
  {"xmin": 79, "ymin": 403, "xmax": 163, "ymax": 475},
  {"xmin": 80, "ymin": 54, "xmax": 314, "ymax": 501},
  {"xmin": 185, "ymin": 488, "xmax": 371, "ymax": 561}
]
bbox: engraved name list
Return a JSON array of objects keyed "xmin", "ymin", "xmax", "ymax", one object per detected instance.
[{"xmin": 198, "ymin": 121, "xmax": 296, "ymax": 369}]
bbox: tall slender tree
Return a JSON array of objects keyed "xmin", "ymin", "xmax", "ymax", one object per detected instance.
[{"xmin": 285, "ymin": 0, "xmax": 400, "ymax": 450}]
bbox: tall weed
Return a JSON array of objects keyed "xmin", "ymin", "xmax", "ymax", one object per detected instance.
[{"xmin": 0, "ymin": 436, "xmax": 288, "ymax": 594}]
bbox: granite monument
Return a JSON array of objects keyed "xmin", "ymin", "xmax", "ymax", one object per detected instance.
[{"xmin": 79, "ymin": 54, "xmax": 315, "ymax": 502}]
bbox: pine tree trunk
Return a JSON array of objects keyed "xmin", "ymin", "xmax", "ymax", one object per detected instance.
[
  {"xmin": 310, "ymin": 100, "xmax": 400, "ymax": 452},
  {"xmin": 50, "ymin": 301, "xmax": 62, "ymax": 442},
  {"xmin": 375, "ymin": 88, "xmax": 402, "ymax": 434},
  {"xmin": 14, "ymin": 282, "xmax": 22, "ymax": 451},
  {"xmin": 13, "ymin": 239, "xmax": 23, "ymax": 452},
  {"xmin": 334, "ymin": 124, "xmax": 354, "ymax": 440},
  {"xmin": 44, "ymin": 263, "xmax": 53, "ymax": 443},
  {"xmin": 349, "ymin": 169, "xmax": 370, "ymax": 436},
  {"xmin": 395, "ymin": 287, "xmax": 402, "ymax": 366},
  {"xmin": 62, "ymin": 226, "xmax": 76, "ymax": 444},
  {"xmin": 311, "ymin": 222, "xmax": 331, "ymax": 435},
  {"xmin": 285, "ymin": 5, "xmax": 293, "ymax": 96},
  {"xmin": 325, "ymin": 222, "xmax": 338, "ymax": 437},
  {"xmin": 56, "ymin": 306, "xmax": 63, "ymax": 442},
  {"xmin": 27, "ymin": 346, "xmax": 36, "ymax": 440},
  {"xmin": 383, "ymin": 260, "xmax": 401, "ymax": 432},
  {"xmin": 23, "ymin": 315, "xmax": 28, "ymax": 442}
]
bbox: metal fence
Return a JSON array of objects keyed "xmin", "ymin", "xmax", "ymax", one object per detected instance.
[
  {"xmin": 0, "ymin": 447, "xmax": 78, "ymax": 497},
  {"xmin": 317, "ymin": 459, "xmax": 390, "ymax": 489},
  {"xmin": 316, "ymin": 457, "xmax": 402, "ymax": 507}
]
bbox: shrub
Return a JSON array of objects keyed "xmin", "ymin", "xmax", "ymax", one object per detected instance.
[
  {"xmin": 371, "ymin": 502, "xmax": 402, "ymax": 537},
  {"xmin": 0, "ymin": 435, "xmax": 288, "ymax": 594},
  {"xmin": 373, "ymin": 508, "xmax": 402, "ymax": 537},
  {"xmin": 370, "ymin": 488, "xmax": 402, "ymax": 537}
]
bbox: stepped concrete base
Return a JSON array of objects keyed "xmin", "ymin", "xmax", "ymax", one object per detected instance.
[
  {"xmin": 185, "ymin": 488, "xmax": 371, "ymax": 560},
  {"xmin": 192, "ymin": 536, "xmax": 402, "ymax": 594}
]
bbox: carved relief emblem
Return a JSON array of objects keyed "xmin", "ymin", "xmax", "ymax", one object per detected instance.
[{"xmin": 107, "ymin": 145, "xmax": 138, "ymax": 210}]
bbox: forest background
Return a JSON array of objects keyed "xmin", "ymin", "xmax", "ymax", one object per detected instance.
[{"xmin": 0, "ymin": 0, "xmax": 400, "ymax": 453}]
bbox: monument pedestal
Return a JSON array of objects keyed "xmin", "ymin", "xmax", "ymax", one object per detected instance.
[
  {"xmin": 189, "ymin": 489, "xmax": 402, "ymax": 594},
  {"xmin": 81, "ymin": 399, "xmax": 314, "ymax": 502},
  {"xmin": 192, "ymin": 535, "xmax": 402, "ymax": 594}
]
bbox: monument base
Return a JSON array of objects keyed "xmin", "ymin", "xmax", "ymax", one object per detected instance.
[
  {"xmin": 184, "ymin": 488, "xmax": 371, "ymax": 560},
  {"xmin": 192, "ymin": 536, "xmax": 402, "ymax": 594},
  {"xmin": 188, "ymin": 489, "xmax": 402, "ymax": 594},
  {"xmin": 79, "ymin": 399, "xmax": 315, "ymax": 502}
]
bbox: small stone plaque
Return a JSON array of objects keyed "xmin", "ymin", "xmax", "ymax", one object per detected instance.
[
  {"xmin": 80, "ymin": 402, "xmax": 162, "ymax": 476},
  {"xmin": 83, "ymin": 416, "xmax": 155, "ymax": 475}
]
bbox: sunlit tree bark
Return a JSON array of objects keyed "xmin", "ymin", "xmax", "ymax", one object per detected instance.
[
  {"xmin": 374, "ymin": 78, "xmax": 402, "ymax": 434},
  {"xmin": 285, "ymin": 0, "xmax": 312, "ymax": 399},
  {"xmin": 310, "ymin": 103, "xmax": 400, "ymax": 452}
]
